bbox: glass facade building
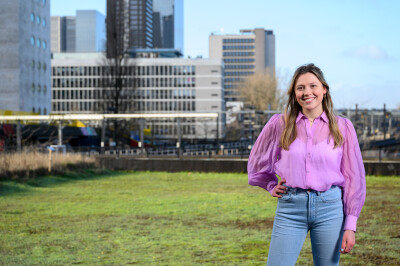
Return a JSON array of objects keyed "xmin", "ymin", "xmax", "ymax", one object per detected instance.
[
  {"xmin": 75, "ymin": 10, "xmax": 106, "ymax": 52},
  {"xmin": 152, "ymin": 0, "xmax": 183, "ymax": 53}
]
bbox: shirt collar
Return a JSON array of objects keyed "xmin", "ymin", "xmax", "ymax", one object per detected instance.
[{"xmin": 296, "ymin": 111, "xmax": 329, "ymax": 124}]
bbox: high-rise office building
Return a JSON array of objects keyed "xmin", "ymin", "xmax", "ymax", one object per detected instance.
[
  {"xmin": 107, "ymin": 0, "xmax": 153, "ymax": 57},
  {"xmin": 76, "ymin": 10, "xmax": 106, "ymax": 52},
  {"xmin": 65, "ymin": 17, "xmax": 76, "ymax": 52},
  {"xmin": 0, "ymin": 0, "xmax": 51, "ymax": 114},
  {"xmin": 209, "ymin": 28, "xmax": 275, "ymax": 103},
  {"xmin": 51, "ymin": 10, "xmax": 105, "ymax": 53},
  {"xmin": 152, "ymin": 0, "xmax": 184, "ymax": 52},
  {"xmin": 51, "ymin": 16, "xmax": 76, "ymax": 53}
]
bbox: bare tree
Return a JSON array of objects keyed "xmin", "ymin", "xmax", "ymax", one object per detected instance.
[
  {"xmin": 99, "ymin": 0, "xmax": 138, "ymax": 146},
  {"xmin": 238, "ymin": 68, "xmax": 287, "ymax": 111}
]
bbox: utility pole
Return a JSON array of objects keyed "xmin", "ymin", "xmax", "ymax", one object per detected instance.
[
  {"xmin": 16, "ymin": 120, "xmax": 21, "ymax": 152},
  {"xmin": 383, "ymin": 104, "xmax": 386, "ymax": 140}
]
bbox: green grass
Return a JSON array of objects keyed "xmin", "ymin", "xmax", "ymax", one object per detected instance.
[{"xmin": 0, "ymin": 171, "xmax": 399, "ymax": 265}]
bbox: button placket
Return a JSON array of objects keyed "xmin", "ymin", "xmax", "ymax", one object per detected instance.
[{"xmin": 305, "ymin": 119, "xmax": 313, "ymax": 184}]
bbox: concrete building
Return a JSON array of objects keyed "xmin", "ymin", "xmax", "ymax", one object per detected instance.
[
  {"xmin": 76, "ymin": 10, "xmax": 106, "ymax": 52},
  {"xmin": 51, "ymin": 53, "xmax": 224, "ymax": 139},
  {"xmin": 209, "ymin": 28, "xmax": 275, "ymax": 103},
  {"xmin": 0, "ymin": 0, "xmax": 51, "ymax": 114},
  {"xmin": 51, "ymin": 16, "xmax": 76, "ymax": 53},
  {"xmin": 152, "ymin": 0, "xmax": 184, "ymax": 52}
]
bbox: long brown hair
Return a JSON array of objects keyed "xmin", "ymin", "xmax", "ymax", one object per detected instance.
[{"xmin": 280, "ymin": 63, "xmax": 343, "ymax": 150}]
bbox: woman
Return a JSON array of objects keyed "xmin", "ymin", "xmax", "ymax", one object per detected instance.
[{"xmin": 248, "ymin": 63, "xmax": 366, "ymax": 265}]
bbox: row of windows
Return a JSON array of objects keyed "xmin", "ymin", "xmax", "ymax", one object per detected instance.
[
  {"xmin": 134, "ymin": 89, "xmax": 196, "ymax": 100},
  {"xmin": 52, "ymin": 100, "xmax": 197, "ymax": 113},
  {"xmin": 52, "ymin": 88, "xmax": 196, "ymax": 101},
  {"xmin": 225, "ymin": 78, "xmax": 242, "ymax": 83},
  {"xmin": 224, "ymin": 58, "xmax": 255, "ymax": 63},
  {"xmin": 52, "ymin": 77, "xmax": 196, "ymax": 88},
  {"xmin": 223, "ymin": 52, "xmax": 255, "ymax": 57},
  {"xmin": 152, "ymin": 124, "xmax": 196, "ymax": 136},
  {"xmin": 222, "ymin": 45, "xmax": 255, "ymax": 50},
  {"xmin": 31, "ymin": 83, "xmax": 47, "ymax": 94},
  {"xmin": 137, "ymin": 101, "xmax": 196, "ymax": 112},
  {"xmin": 30, "ymin": 36, "xmax": 47, "ymax": 50},
  {"xmin": 32, "ymin": 60, "xmax": 47, "ymax": 71},
  {"xmin": 224, "ymin": 71, "xmax": 254, "ymax": 76},
  {"xmin": 30, "ymin": 13, "xmax": 46, "ymax": 27},
  {"xmin": 225, "ymin": 65, "xmax": 255, "ymax": 70},
  {"xmin": 224, "ymin": 90, "xmax": 241, "ymax": 96},
  {"xmin": 52, "ymin": 89, "xmax": 98, "ymax": 100},
  {"xmin": 223, "ymin": 38, "xmax": 254, "ymax": 43},
  {"xmin": 52, "ymin": 101, "xmax": 99, "ymax": 112},
  {"xmin": 51, "ymin": 65, "xmax": 196, "ymax": 77},
  {"xmin": 225, "ymin": 84, "xmax": 238, "ymax": 89}
]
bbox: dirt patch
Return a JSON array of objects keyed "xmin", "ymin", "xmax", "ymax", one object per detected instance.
[{"xmin": 215, "ymin": 218, "xmax": 274, "ymax": 230}]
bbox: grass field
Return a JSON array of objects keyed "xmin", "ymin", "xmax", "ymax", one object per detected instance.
[{"xmin": 0, "ymin": 171, "xmax": 399, "ymax": 265}]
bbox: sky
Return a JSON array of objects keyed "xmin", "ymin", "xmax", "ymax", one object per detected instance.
[{"xmin": 51, "ymin": 0, "xmax": 400, "ymax": 110}]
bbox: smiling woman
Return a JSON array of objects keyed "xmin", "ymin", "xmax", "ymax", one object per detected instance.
[{"xmin": 248, "ymin": 63, "xmax": 366, "ymax": 265}]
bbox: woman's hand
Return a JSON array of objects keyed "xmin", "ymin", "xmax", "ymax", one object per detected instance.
[
  {"xmin": 341, "ymin": 230, "xmax": 355, "ymax": 254},
  {"xmin": 272, "ymin": 179, "xmax": 287, "ymax": 198}
]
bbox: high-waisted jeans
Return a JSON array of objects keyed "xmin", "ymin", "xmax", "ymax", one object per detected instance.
[{"xmin": 267, "ymin": 185, "xmax": 344, "ymax": 266}]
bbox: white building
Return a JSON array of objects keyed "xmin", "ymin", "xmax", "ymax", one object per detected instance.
[
  {"xmin": 51, "ymin": 53, "xmax": 225, "ymax": 139},
  {"xmin": 0, "ymin": 0, "xmax": 51, "ymax": 114}
]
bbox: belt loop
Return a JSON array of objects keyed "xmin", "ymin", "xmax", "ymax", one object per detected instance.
[{"xmin": 317, "ymin": 191, "xmax": 321, "ymax": 196}]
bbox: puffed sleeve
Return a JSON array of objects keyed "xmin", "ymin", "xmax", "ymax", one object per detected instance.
[
  {"xmin": 340, "ymin": 118, "xmax": 366, "ymax": 232},
  {"xmin": 248, "ymin": 114, "xmax": 283, "ymax": 195}
]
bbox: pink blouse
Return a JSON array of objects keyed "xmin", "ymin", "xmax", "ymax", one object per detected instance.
[{"xmin": 248, "ymin": 112, "xmax": 366, "ymax": 231}]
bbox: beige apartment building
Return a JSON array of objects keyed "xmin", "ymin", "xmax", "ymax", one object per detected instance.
[{"xmin": 209, "ymin": 28, "xmax": 275, "ymax": 104}]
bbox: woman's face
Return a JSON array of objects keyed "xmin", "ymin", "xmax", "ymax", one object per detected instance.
[{"xmin": 294, "ymin": 72, "xmax": 326, "ymax": 115}]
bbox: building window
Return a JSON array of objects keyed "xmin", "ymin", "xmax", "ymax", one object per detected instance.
[
  {"xmin": 31, "ymin": 60, "xmax": 35, "ymax": 69},
  {"xmin": 42, "ymin": 0, "xmax": 46, "ymax": 5},
  {"xmin": 30, "ymin": 13, "xmax": 35, "ymax": 22},
  {"xmin": 43, "ymin": 85, "xmax": 47, "ymax": 93},
  {"xmin": 42, "ymin": 18, "xmax": 46, "ymax": 27},
  {"xmin": 43, "ymin": 107, "xmax": 47, "ymax": 115},
  {"xmin": 38, "ymin": 85, "xmax": 41, "ymax": 92},
  {"xmin": 36, "ymin": 15, "xmax": 40, "ymax": 25},
  {"xmin": 32, "ymin": 107, "xmax": 36, "ymax": 113},
  {"xmin": 37, "ymin": 62, "xmax": 41, "ymax": 70},
  {"xmin": 43, "ymin": 63, "xmax": 47, "ymax": 71},
  {"xmin": 31, "ymin": 83, "xmax": 35, "ymax": 92},
  {"xmin": 36, "ymin": 38, "xmax": 41, "ymax": 48},
  {"xmin": 30, "ymin": 36, "xmax": 35, "ymax": 46},
  {"xmin": 42, "ymin": 40, "xmax": 46, "ymax": 50}
]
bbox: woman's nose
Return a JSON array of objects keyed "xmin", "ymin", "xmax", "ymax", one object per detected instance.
[{"xmin": 303, "ymin": 86, "xmax": 312, "ymax": 94}]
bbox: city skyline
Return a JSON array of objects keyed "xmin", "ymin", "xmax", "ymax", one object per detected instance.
[{"xmin": 51, "ymin": 0, "xmax": 400, "ymax": 110}]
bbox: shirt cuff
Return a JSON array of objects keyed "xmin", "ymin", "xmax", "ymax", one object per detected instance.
[
  {"xmin": 267, "ymin": 183, "xmax": 277, "ymax": 196},
  {"xmin": 344, "ymin": 215, "xmax": 358, "ymax": 232}
]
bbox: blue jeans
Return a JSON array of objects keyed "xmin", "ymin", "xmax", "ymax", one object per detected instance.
[{"xmin": 267, "ymin": 186, "xmax": 344, "ymax": 266}]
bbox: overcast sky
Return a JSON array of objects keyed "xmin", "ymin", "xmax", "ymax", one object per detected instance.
[{"xmin": 51, "ymin": 0, "xmax": 400, "ymax": 109}]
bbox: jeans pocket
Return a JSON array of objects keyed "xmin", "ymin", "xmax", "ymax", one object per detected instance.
[
  {"xmin": 278, "ymin": 192, "xmax": 292, "ymax": 202},
  {"xmin": 320, "ymin": 187, "xmax": 342, "ymax": 203}
]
